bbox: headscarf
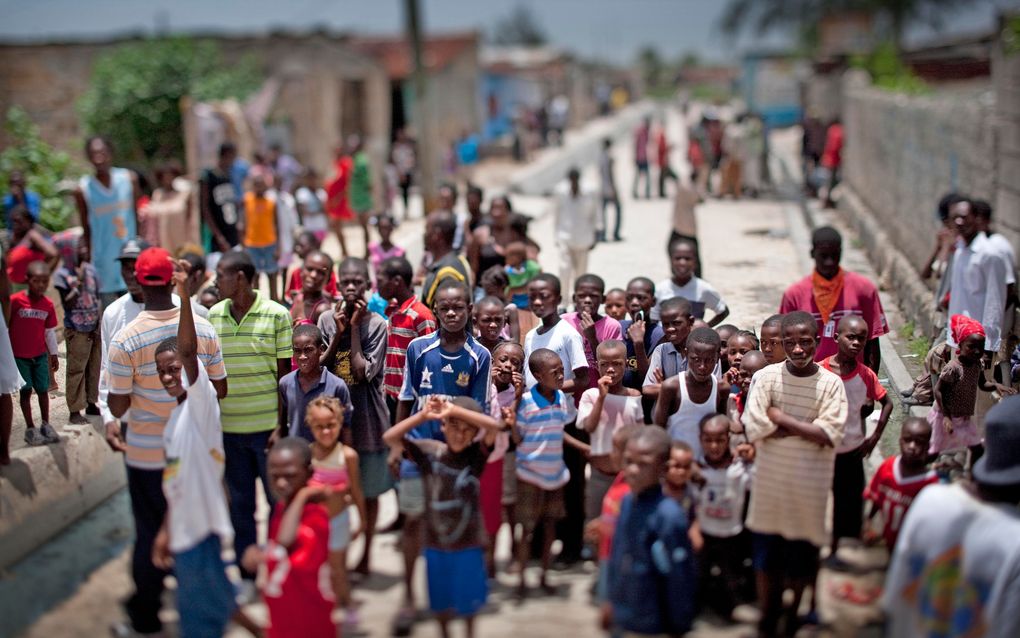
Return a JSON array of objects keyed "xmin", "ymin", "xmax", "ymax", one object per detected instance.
[{"xmin": 950, "ymin": 314, "xmax": 985, "ymax": 346}]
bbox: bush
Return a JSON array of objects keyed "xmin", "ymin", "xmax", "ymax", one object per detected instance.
[
  {"xmin": 0, "ymin": 107, "xmax": 76, "ymax": 231},
  {"xmin": 851, "ymin": 42, "xmax": 929, "ymax": 95}
]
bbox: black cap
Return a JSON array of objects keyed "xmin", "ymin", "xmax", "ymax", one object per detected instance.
[{"xmin": 116, "ymin": 237, "xmax": 151, "ymax": 262}]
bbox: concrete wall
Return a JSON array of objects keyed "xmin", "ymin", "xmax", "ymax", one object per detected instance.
[{"xmin": 993, "ymin": 30, "xmax": 1020, "ymax": 251}]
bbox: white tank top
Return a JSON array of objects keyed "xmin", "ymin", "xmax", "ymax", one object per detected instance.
[{"xmin": 666, "ymin": 371, "xmax": 718, "ymax": 459}]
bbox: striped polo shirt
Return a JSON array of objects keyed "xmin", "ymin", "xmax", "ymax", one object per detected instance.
[
  {"xmin": 107, "ymin": 308, "xmax": 226, "ymax": 470},
  {"xmin": 383, "ymin": 295, "xmax": 436, "ymax": 398},
  {"xmin": 515, "ymin": 386, "xmax": 573, "ymax": 490},
  {"xmin": 209, "ymin": 291, "xmax": 292, "ymax": 434}
]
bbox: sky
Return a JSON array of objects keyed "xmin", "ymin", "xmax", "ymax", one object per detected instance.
[{"xmin": 1, "ymin": 0, "xmax": 1017, "ymax": 64}]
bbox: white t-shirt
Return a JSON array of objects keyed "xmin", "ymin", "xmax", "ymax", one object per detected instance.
[
  {"xmin": 162, "ymin": 360, "xmax": 233, "ymax": 554},
  {"xmin": 523, "ymin": 319, "xmax": 588, "ymax": 389},
  {"xmin": 697, "ymin": 458, "xmax": 754, "ymax": 538},
  {"xmin": 577, "ymin": 389, "xmax": 643, "ymax": 456},
  {"xmin": 295, "ymin": 186, "xmax": 329, "ymax": 234},
  {"xmin": 883, "ymin": 483, "xmax": 1020, "ymax": 638},
  {"xmin": 652, "ymin": 276, "xmax": 727, "ymax": 321}
]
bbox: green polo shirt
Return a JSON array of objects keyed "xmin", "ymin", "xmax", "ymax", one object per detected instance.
[{"xmin": 209, "ymin": 291, "xmax": 293, "ymax": 433}]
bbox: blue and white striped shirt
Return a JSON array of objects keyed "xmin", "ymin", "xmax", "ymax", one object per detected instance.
[{"xmin": 515, "ymin": 386, "xmax": 572, "ymax": 490}]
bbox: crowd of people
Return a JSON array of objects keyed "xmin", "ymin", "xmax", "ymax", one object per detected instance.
[{"xmin": 1, "ymin": 114, "xmax": 1020, "ymax": 638}]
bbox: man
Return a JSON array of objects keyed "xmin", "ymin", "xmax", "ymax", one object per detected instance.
[
  {"xmin": 883, "ymin": 396, "xmax": 1020, "ymax": 637},
  {"xmin": 208, "ymin": 251, "xmax": 293, "ymax": 578},
  {"xmin": 945, "ymin": 199, "xmax": 1009, "ymax": 364},
  {"xmin": 199, "ymin": 142, "xmax": 243, "ymax": 256},
  {"xmin": 971, "ymin": 199, "xmax": 1017, "ymax": 375},
  {"xmin": 4, "ymin": 169, "xmax": 41, "ymax": 230},
  {"xmin": 779, "ymin": 226, "xmax": 888, "ymax": 372},
  {"xmin": 347, "ymin": 135, "xmax": 373, "ymax": 256},
  {"xmin": 554, "ymin": 168, "xmax": 601, "ymax": 299},
  {"xmin": 74, "ymin": 136, "xmax": 141, "ymax": 307},
  {"xmin": 598, "ymin": 138, "xmax": 622, "ymax": 242},
  {"xmin": 632, "ymin": 117, "xmax": 651, "ymax": 199},
  {"xmin": 106, "ymin": 247, "xmax": 227, "ymax": 637},
  {"xmin": 421, "ymin": 211, "xmax": 472, "ymax": 308}
]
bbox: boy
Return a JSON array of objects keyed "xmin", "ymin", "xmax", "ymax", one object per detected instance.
[
  {"xmin": 603, "ymin": 288, "xmax": 627, "ymax": 322},
  {"xmin": 53, "ymin": 237, "xmax": 101, "ymax": 425},
  {"xmin": 288, "ymin": 251, "xmax": 334, "ymax": 326},
  {"xmin": 642, "ymin": 297, "xmax": 721, "ymax": 400},
  {"xmin": 151, "ymin": 259, "xmax": 244, "ymax": 638},
  {"xmin": 579, "ymin": 340, "xmax": 643, "ymax": 529},
  {"xmin": 619, "ymin": 276, "xmax": 663, "ymax": 421},
  {"xmin": 652, "ymin": 238, "xmax": 729, "ymax": 326},
  {"xmin": 393, "ymin": 279, "xmax": 491, "ymax": 632},
  {"xmin": 728, "ymin": 350, "xmax": 766, "ymax": 424},
  {"xmin": 653, "ymin": 327, "xmax": 729, "ymax": 458},
  {"xmin": 278, "ymin": 324, "xmax": 353, "ymax": 442},
  {"xmin": 606, "ymin": 427, "xmax": 697, "ymax": 636},
  {"xmin": 741, "ymin": 311, "xmax": 848, "ymax": 637},
  {"xmin": 384, "ymin": 396, "xmax": 506, "ymax": 638},
  {"xmin": 512, "ymin": 348, "xmax": 578, "ymax": 596},
  {"xmin": 242, "ymin": 438, "xmax": 335, "ymax": 638},
  {"xmin": 504, "ymin": 240, "xmax": 541, "ymax": 309},
  {"xmin": 317, "ymin": 257, "xmax": 390, "ymax": 577},
  {"xmin": 240, "ymin": 169, "xmax": 279, "ymax": 300},
  {"xmin": 822, "ymin": 315, "xmax": 892, "ymax": 551},
  {"xmin": 664, "ymin": 440, "xmax": 704, "ymax": 551},
  {"xmin": 759, "ymin": 314, "xmax": 786, "ymax": 365},
  {"xmin": 474, "ymin": 296, "xmax": 507, "ymax": 352},
  {"xmin": 523, "ymin": 274, "xmax": 589, "ymax": 394},
  {"xmin": 285, "ymin": 231, "xmax": 339, "ymax": 304},
  {"xmin": 10, "ymin": 260, "xmax": 59, "ymax": 445},
  {"xmin": 863, "ymin": 416, "xmax": 937, "ymax": 550},
  {"xmin": 562, "ymin": 274, "xmax": 623, "ymax": 391},
  {"xmin": 698, "ymin": 414, "xmax": 756, "ymax": 621},
  {"xmin": 716, "ymin": 324, "xmax": 739, "ymax": 371}
]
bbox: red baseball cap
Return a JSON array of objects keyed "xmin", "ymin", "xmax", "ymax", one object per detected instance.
[{"xmin": 134, "ymin": 247, "xmax": 174, "ymax": 286}]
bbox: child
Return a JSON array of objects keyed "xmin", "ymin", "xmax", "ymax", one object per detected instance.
[
  {"xmin": 384, "ymin": 395, "xmax": 506, "ymax": 638},
  {"xmin": 653, "ymin": 327, "xmax": 729, "ymax": 458},
  {"xmin": 664, "ymin": 440, "xmax": 704, "ymax": 551},
  {"xmin": 474, "ymin": 295, "xmax": 509, "ymax": 351},
  {"xmin": 523, "ymin": 274, "xmax": 589, "ymax": 394},
  {"xmin": 241, "ymin": 169, "xmax": 280, "ymax": 300},
  {"xmin": 10, "ymin": 260, "xmax": 59, "ymax": 445},
  {"xmin": 485, "ymin": 340, "xmax": 525, "ymax": 575},
  {"xmin": 716, "ymin": 323, "xmax": 739, "ymax": 370},
  {"xmin": 603, "ymin": 288, "xmax": 628, "ymax": 322},
  {"xmin": 294, "ymin": 169, "xmax": 329, "ymax": 243},
  {"xmin": 727, "ymin": 350, "xmax": 766, "ymax": 426},
  {"xmin": 278, "ymin": 324, "xmax": 353, "ymax": 442},
  {"xmin": 641, "ymin": 297, "xmax": 697, "ymax": 401},
  {"xmin": 242, "ymin": 438, "xmax": 335, "ymax": 638},
  {"xmin": 579, "ymin": 340, "xmax": 643, "ymax": 530},
  {"xmin": 393, "ymin": 278, "xmax": 491, "ymax": 632},
  {"xmin": 289, "ymin": 250, "xmax": 335, "ymax": 327},
  {"xmin": 512, "ymin": 348, "xmax": 580, "ymax": 596},
  {"xmin": 722, "ymin": 330, "xmax": 758, "ymax": 389},
  {"xmin": 619, "ymin": 276, "xmax": 663, "ymax": 421},
  {"xmin": 822, "ymin": 315, "xmax": 893, "ymax": 551},
  {"xmin": 199, "ymin": 286, "xmax": 221, "ymax": 310},
  {"xmin": 53, "ymin": 236, "xmax": 101, "ymax": 425},
  {"xmin": 504, "ymin": 240, "xmax": 541, "ymax": 309},
  {"xmin": 151, "ymin": 259, "xmax": 251, "ymax": 638},
  {"xmin": 653, "ymin": 237, "xmax": 730, "ymax": 326},
  {"xmin": 306, "ymin": 396, "xmax": 367, "ymax": 629},
  {"xmin": 929, "ymin": 315, "xmax": 1016, "ymax": 457},
  {"xmin": 759, "ymin": 314, "xmax": 786, "ymax": 365},
  {"xmin": 367, "ymin": 214, "xmax": 405, "ymax": 278},
  {"xmin": 285, "ymin": 231, "xmax": 339, "ymax": 304},
  {"xmin": 741, "ymin": 311, "xmax": 848, "ymax": 637},
  {"xmin": 606, "ymin": 427, "xmax": 697, "ymax": 636},
  {"xmin": 479, "ymin": 265, "xmax": 524, "ymax": 343},
  {"xmin": 562, "ymin": 274, "xmax": 624, "ymax": 391},
  {"xmin": 864, "ymin": 417, "xmax": 938, "ymax": 552},
  {"xmin": 697, "ymin": 414, "xmax": 756, "ymax": 621}
]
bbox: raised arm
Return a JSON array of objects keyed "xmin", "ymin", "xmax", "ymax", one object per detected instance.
[{"xmin": 173, "ymin": 260, "xmax": 199, "ymax": 383}]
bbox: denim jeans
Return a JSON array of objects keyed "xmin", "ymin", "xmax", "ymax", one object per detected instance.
[
  {"xmin": 223, "ymin": 430, "xmax": 275, "ymax": 579},
  {"xmin": 126, "ymin": 466, "xmax": 169, "ymax": 633}
]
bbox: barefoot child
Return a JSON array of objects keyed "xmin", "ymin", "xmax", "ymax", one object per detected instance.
[
  {"xmin": 10, "ymin": 260, "xmax": 59, "ymax": 445},
  {"xmin": 306, "ymin": 396, "xmax": 367, "ymax": 628},
  {"xmin": 384, "ymin": 396, "xmax": 506, "ymax": 638},
  {"xmin": 603, "ymin": 288, "xmax": 628, "ymax": 322},
  {"xmin": 822, "ymin": 315, "xmax": 892, "ymax": 551},
  {"xmin": 863, "ymin": 416, "xmax": 937, "ymax": 551},
  {"xmin": 653, "ymin": 327, "xmax": 729, "ymax": 458},
  {"xmin": 606, "ymin": 427, "xmax": 697, "ymax": 636}
]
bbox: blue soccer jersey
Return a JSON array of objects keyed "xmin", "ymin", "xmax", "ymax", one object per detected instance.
[{"xmin": 398, "ymin": 333, "xmax": 491, "ymax": 477}]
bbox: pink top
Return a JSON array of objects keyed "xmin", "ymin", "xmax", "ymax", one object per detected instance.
[
  {"xmin": 368, "ymin": 242, "xmax": 405, "ymax": 276},
  {"xmin": 310, "ymin": 445, "xmax": 349, "ymax": 491},
  {"xmin": 560, "ymin": 312, "xmax": 623, "ymax": 390}
]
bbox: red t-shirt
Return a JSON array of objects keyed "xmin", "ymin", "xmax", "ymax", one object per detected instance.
[
  {"xmin": 383, "ymin": 296, "xmax": 436, "ymax": 399},
  {"xmin": 9, "ymin": 290, "xmax": 56, "ymax": 359},
  {"xmin": 779, "ymin": 271, "xmax": 889, "ymax": 362},
  {"xmin": 598, "ymin": 472, "xmax": 631, "ymax": 560},
  {"xmin": 821, "ymin": 123, "xmax": 844, "ymax": 170},
  {"xmin": 285, "ymin": 268, "xmax": 338, "ymax": 305},
  {"xmin": 863, "ymin": 455, "xmax": 938, "ymax": 549},
  {"xmin": 264, "ymin": 501, "xmax": 334, "ymax": 638}
]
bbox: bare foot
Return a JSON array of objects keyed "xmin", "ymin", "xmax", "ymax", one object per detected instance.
[{"xmin": 69, "ymin": 412, "xmax": 89, "ymax": 425}]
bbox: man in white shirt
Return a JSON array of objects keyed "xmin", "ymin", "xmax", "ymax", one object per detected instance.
[
  {"xmin": 554, "ymin": 168, "xmax": 602, "ymax": 298},
  {"xmin": 972, "ymin": 199, "xmax": 1017, "ymax": 367}
]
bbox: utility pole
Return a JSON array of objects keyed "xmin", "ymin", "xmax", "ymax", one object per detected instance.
[{"xmin": 405, "ymin": 0, "xmax": 436, "ymax": 213}]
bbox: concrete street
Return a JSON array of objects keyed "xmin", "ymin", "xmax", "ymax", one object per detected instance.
[{"xmin": 7, "ymin": 103, "xmax": 909, "ymax": 638}]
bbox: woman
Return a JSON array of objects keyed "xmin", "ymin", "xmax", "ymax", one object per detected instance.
[
  {"xmin": 468, "ymin": 195, "xmax": 517, "ymax": 278},
  {"xmin": 325, "ymin": 146, "xmax": 352, "ymax": 258},
  {"xmin": 6, "ymin": 206, "xmax": 58, "ymax": 289},
  {"xmin": 140, "ymin": 161, "xmax": 192, "ymax": 254}
]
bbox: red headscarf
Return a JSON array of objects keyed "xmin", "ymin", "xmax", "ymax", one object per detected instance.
[{"xmin": 950, "ymin": 314, "xmax": 985, "ymax": 346}]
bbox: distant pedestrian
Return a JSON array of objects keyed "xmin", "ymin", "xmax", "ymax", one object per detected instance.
[
  {"xmin": 391, "ymin": 128, "xmax": 417, "ymax": 218},
  {"xmin": 553, "ymin": 169, "xmax": 601, "ymax": 298},
  {"xmin": 325, "ymin": 145, "xmax": 353, "ymax": 259},
  {"xmin": 53, "ymin": 236, "xmax": 101, "ymax": 425},
  {"xmin": 241, "ymin": 168, "xmax": 281, "ymax": 301},
  {"xmin": 3, "ymin": 169, "xmax": 41, "ymax": 230},
  {"xmin": 656, "ymin": 122, "xmax": 678, "ymax": 198},
  {"xmin": 348, "ymin": 135, "xmax": 374, "ymax": 256},
  {"xmin": 6, "ymin": 206, "xmax": 58, "ymax": 288},
  {"xmin": 598, "ymin": 138, "xmax": 622, "ymax": 242},
  {"xmin": 632, "ymin": 117, "xmax": 651, "ymax": 199},
  {"xmin": 199, "ymin": 142, "xmax": 242, "ymax": 257}
]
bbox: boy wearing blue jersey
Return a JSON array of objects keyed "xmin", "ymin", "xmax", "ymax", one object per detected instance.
[{"xmin": 392, "ymin": 279, "xmax": 491, "ymax": 634}]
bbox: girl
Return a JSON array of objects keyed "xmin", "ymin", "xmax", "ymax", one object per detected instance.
[
  {"xmin": 367, "ymin": 214, "xmax": 405, "ymax": 277},
  {"xmin": 929, "ymin": 315, "xmax": 1016, "ymax": 457},
  {"xmin": 479, "ymin": 265, "xmax": 525, "ymax": 343},
  {"xmin": 306, "ymin": 397, "xmax": 368, "ymax": 630}
]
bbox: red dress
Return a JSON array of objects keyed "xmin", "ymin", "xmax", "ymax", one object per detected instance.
[{"xmin": 325, "ymin": 157, "xmax": 354, "ymax": 221}]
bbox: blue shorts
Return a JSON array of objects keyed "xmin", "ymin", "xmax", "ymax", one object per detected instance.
[
  {"xmin": 246, "ymin": 245, "xmax": 279, "ymax": 274},
  {"xmin": 751, "ymin": 533, "xmax": 819, "ymax": 581},
  {"xmin": 425, "ymin": 546, "xmax": 488, "ymax": 617},
  {"xmin": 329, "ymin": 509, "xmax": 351, "ymax": 551},
  {"xmin": 174, "ymin": 534, "xmax": 238, "ymax": 638},
  {"xmin": 358, "ymin": 449, "xmax": 394, "ymax": 499}
]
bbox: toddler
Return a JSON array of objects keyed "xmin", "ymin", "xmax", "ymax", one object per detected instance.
[{"xmin": 505, "ymin": 240, "xmax": 541, "ymax": 309}]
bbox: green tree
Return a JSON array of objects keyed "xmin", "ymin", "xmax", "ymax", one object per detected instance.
[
  {"xmin": 718, "ymin": 0, "xmax": 976, "ymax": 52},
  {"xmin": 77, "ymin": 37, "xmax": 260, "ymax": 167},
  {"xmin": 638, "ymin": 46, "xmax": 668, "ymax": 94},
  {"xmin": 0, "ymin": 107, "xmax": 76, "ymax": 231},
  {"xmin": 491, "ymin": 4, "xmax": 548, "ymax": 46}
]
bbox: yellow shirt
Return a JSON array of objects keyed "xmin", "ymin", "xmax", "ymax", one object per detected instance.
[{"xmin": 243, "ymin": 192, "xmax": 277, "ymax": 247}]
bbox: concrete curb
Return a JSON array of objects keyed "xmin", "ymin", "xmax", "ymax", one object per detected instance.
[{"xmin": 0, "ymin": 423, "xmax": 126, "ymax": 571}]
